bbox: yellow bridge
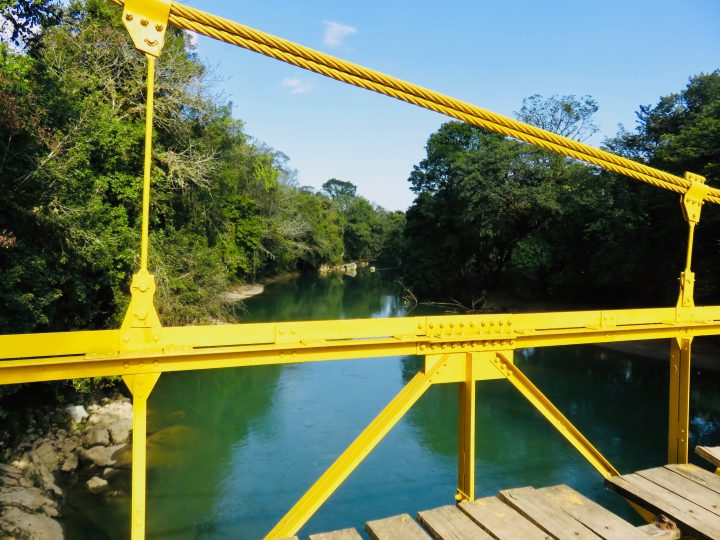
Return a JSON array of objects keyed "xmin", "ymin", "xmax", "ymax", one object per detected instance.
[{"xmin": 1, "ymin": 1, "xmax": 717, "ymax": 538}]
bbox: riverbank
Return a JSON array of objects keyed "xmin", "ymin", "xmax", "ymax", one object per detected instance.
[
  {"xmin": 0, "ymin": 396, "xmax": 133, "ymax": 539},
  {"xmin": 222, "ymin": 283, "xmax": 265, "ymax": 303}
]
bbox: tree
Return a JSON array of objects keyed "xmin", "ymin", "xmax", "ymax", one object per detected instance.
[
  {"xmin": 321, "ymin": 178, "xmax": 357, "ymax": 213},
  {"xmin": 0, "ymin": 0, "xmax": 61, "ymax": 48},
  {"xmin": 516, "ymin": 94, "xmax": 599, "ymax": 142},
  {"xmin": 403, "ymin": 94, "xmax": 603, "ymax": 301},
  {"xmin": 601, "ymin": 71, "xmax": 720, "ymax": 303}
]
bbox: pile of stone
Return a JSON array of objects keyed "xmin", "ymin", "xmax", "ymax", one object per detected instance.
[{"xmin": 0, "ymin": 396, "xmax": 133, "ymax": 539}]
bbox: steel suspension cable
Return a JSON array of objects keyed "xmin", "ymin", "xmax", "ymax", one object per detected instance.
[
  {"xmin": 172, "ymin": 15, "xmax": 695, "ymax": 198},
  {"xmin": 108, "ymin": 0, "xmax": 719, "ymax": 204}
]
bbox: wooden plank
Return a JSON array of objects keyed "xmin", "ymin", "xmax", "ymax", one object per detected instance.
[
  {"xmin": 606, "ymin": 473, "xmax": 720, "ymax": 540},
  {"xmin": 459, "ymin": 496, "xmax": 551, "ymax": 540},
  {"xmin": 417, "ymin": 505, "xmax": 493, "ymax": 540},
  {"xmin": 366, "ymin": 513, "xmax": 432, "ymax": 540},
  {"xmin": 696, "ymin": 446, "xmax": 720, "ymax": 468},
  {"xmin": 535, "ymin": 485, "xmax": 648, "ymax": 540},
  {"xmin": 665, "ymin": 463, "xmax": 720, "ymax": 495},
  {"xmin": 309, "ymin": 529, "xmax": 363, "ymax": 540},
  {"xmin": 499, "ymin": 486, "xmax": 600, "ymax": 540},
  {"xmin": 637, "ymin": 466, "xmax": 720, "ymax": 517}
]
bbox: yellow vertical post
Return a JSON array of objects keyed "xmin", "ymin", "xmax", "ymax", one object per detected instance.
[
  {"xmin": 457, "ymin": 352, "xmax": 475, "ymax": 502},
  {"xmin": 669, "ymin": 173, "xmax": 706, "ymax": 464},
  {"xmin": 139, "ymin": 55, "xmax": 155, "ymax": 273},
  {"xmin": 668, "ymin": 337, "xmax": 692, "ymax": 464},
  {"xmin": 123, "ymin": 373, "xmax": 161, "ymax": 540}
]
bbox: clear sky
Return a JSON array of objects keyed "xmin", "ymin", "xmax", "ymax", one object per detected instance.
[{"xmin": 184, "ymin": 0, "xmax": 719, "ymax": 211}]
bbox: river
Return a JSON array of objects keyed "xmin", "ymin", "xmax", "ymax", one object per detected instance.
[{"xmin": 64, "ymin": 269, "xmax": 720, "ymax": 539}]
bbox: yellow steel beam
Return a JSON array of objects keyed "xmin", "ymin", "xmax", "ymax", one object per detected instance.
[
  {"xmin": 265, "ymin": 355, "xmax": 450, "ymax": 539},
  {"xmin": 123, "ymin": 372, "xmax": 161, "ymax": 540},
  {"xmin": 493, "ymin": 352, "xmax": 619, "ymax": 478},
  {"xmin": 668, "ymin": 337, "xmax": 692, "ymax": 464},
  {"xmin": 5, "ymin": 306, "xmax": 720, "ymax": 361},
  {"xmin": 2, "ymin": 307, "xmax": 720, "ymax": 385}
]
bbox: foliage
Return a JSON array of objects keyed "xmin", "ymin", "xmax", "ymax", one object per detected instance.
[
  {"xmin": 0, "ymin": 0, "xmax": 61, "ymax": 48},
  {"xmin": 403, "ymin": 78, "xmax": 720, "ymax": 306},
  {"xmin": 0, "ymin": 0, "xmax": 398, "ymax": 336},
  {"xmin": 516, "ymin": 94, "xmax": 599, "ymax": 142}
]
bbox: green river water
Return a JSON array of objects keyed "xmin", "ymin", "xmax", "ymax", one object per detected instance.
[{"xmin": 64, "ymin": 269, "xmax": 720, "ymax": 539}]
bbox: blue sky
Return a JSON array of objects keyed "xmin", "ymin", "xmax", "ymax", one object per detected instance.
[{"xmin": 185, "ymin": 1, "xmax": 719, "ymax": 210}]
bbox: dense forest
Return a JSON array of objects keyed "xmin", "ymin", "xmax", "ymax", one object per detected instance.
[
  {"xmin": 403, "ymin": 75, "xmax": 720, "ymax": 308},
  {"xmin": 0, "ymin": 0, "xmax": 402, "ymax": 335}
]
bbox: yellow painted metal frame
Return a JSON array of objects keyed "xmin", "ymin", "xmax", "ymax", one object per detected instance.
[
  {"xmin": 1, "ymin": 305, "xmax": 713, "ymax": 537},
  {"xmin": 0, "ymin": 1, "xmax": 715, "ymax": 538}
]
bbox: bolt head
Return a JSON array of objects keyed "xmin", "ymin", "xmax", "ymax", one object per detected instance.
[
  {"xmin": 140, "ymin": 18, "xmax": 149, "ymax": 26},
  {"xmin": 125, "ymin": 12, "xmax": 133, "ymax": 21}
]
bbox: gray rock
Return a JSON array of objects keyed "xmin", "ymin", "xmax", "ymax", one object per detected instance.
[
  {"xmin": 0, "ymin": 463, "xmax": 22, "ymax": 479},
  {"xmin": 65, "ymin": 405, "xmax": 88, "ymax": 424},
  {"xmin": 18, "ymin": 476, "xmax": 34, "ymax": 488},
  {"xmin": 30, "ymin": 442, "xmax": 59, "ymax": 471},
  {"xmin": 60, "ymin": 453, "xmax": 78, "ymax": 473},
  {"xmin": 0, "ymin": 506, "xmax": 63, "ymax": 539},
  {"xmin": 34, "ymin": 464, "xmax": 62, "ymax": 498},
  {"xmin": 86, "ymin": 476, "xmax": 108, "ymax": 494},
  {"xmin": 61, "ymin": 437, "xmax": 80, "ymax": 455},
  {"xmin": 102, "ymin": 467, "xmax": 120, "ymax": 479},
  {"xmin": 109, "ymin": 420, "xmax": 131, "ymax": 444},
  {"xmin": 81, "ymin": 444, "xmax": 127, "ymax": 467},
  {"xmin": 1, "ymin": 476, "xmax": 19, "ymax": 487},
  {"xmin": 0, "ymin": 486, "xmax": 57, "ymax": 515},
  {"xmin": 83, "ymin": 428, "xmax": 110, "ymax": 447}
]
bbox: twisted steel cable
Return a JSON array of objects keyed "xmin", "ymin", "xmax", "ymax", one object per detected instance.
[{"xmin": 108, "ymin": 0, "xmax": 719, "ymax": 204}]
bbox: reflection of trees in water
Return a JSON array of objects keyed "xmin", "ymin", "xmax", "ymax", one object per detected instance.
[
  {"xmin": 690, "ymin": 368, "xmax": 720, "ymax": 448},
  {"xmin": 144, "ymin": 365, "xmax": 284, "ymax": 539},
  {"xmin": 240, "ymin": 269, "xmax": 407, "ymax": 323},
  {"xmin": 402, "ymin": 346, "xmax": 720, "ymax": 489}
]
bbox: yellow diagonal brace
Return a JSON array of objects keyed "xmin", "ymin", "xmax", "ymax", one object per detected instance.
[
  {"xmin": 123, "ymin": 373, "xmax": 161, "ymax": 540},
  {"xmin": 265, "ymin": 355, "xmax": 450, "ymax": 539},
  {"xmin": 493, "ymin": 352, "xmax": 619, "ymax": 478}
]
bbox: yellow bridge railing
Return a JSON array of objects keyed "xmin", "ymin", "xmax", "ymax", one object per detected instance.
[{"xmin": 1, "ymin": 1, "xmax": 716, "ymax": 538}]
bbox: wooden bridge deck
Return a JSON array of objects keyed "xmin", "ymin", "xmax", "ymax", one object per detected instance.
[{"xmin": 286, "ymin": 455, "xmax": 720, "ymax": 540}]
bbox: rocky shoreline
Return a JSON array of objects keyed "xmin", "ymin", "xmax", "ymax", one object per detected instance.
[
  {"xmin": 318, "ymin": 261, "xmax": 375, "ymax": 277},
  {"xmin": 0, "ymin": 396, "xmax": 133, "ymax": 539}
]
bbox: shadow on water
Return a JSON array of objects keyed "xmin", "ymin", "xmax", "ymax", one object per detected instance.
[{"xmin": 62, "ymin": 269, "xmax": 720, "ymax": 537}]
